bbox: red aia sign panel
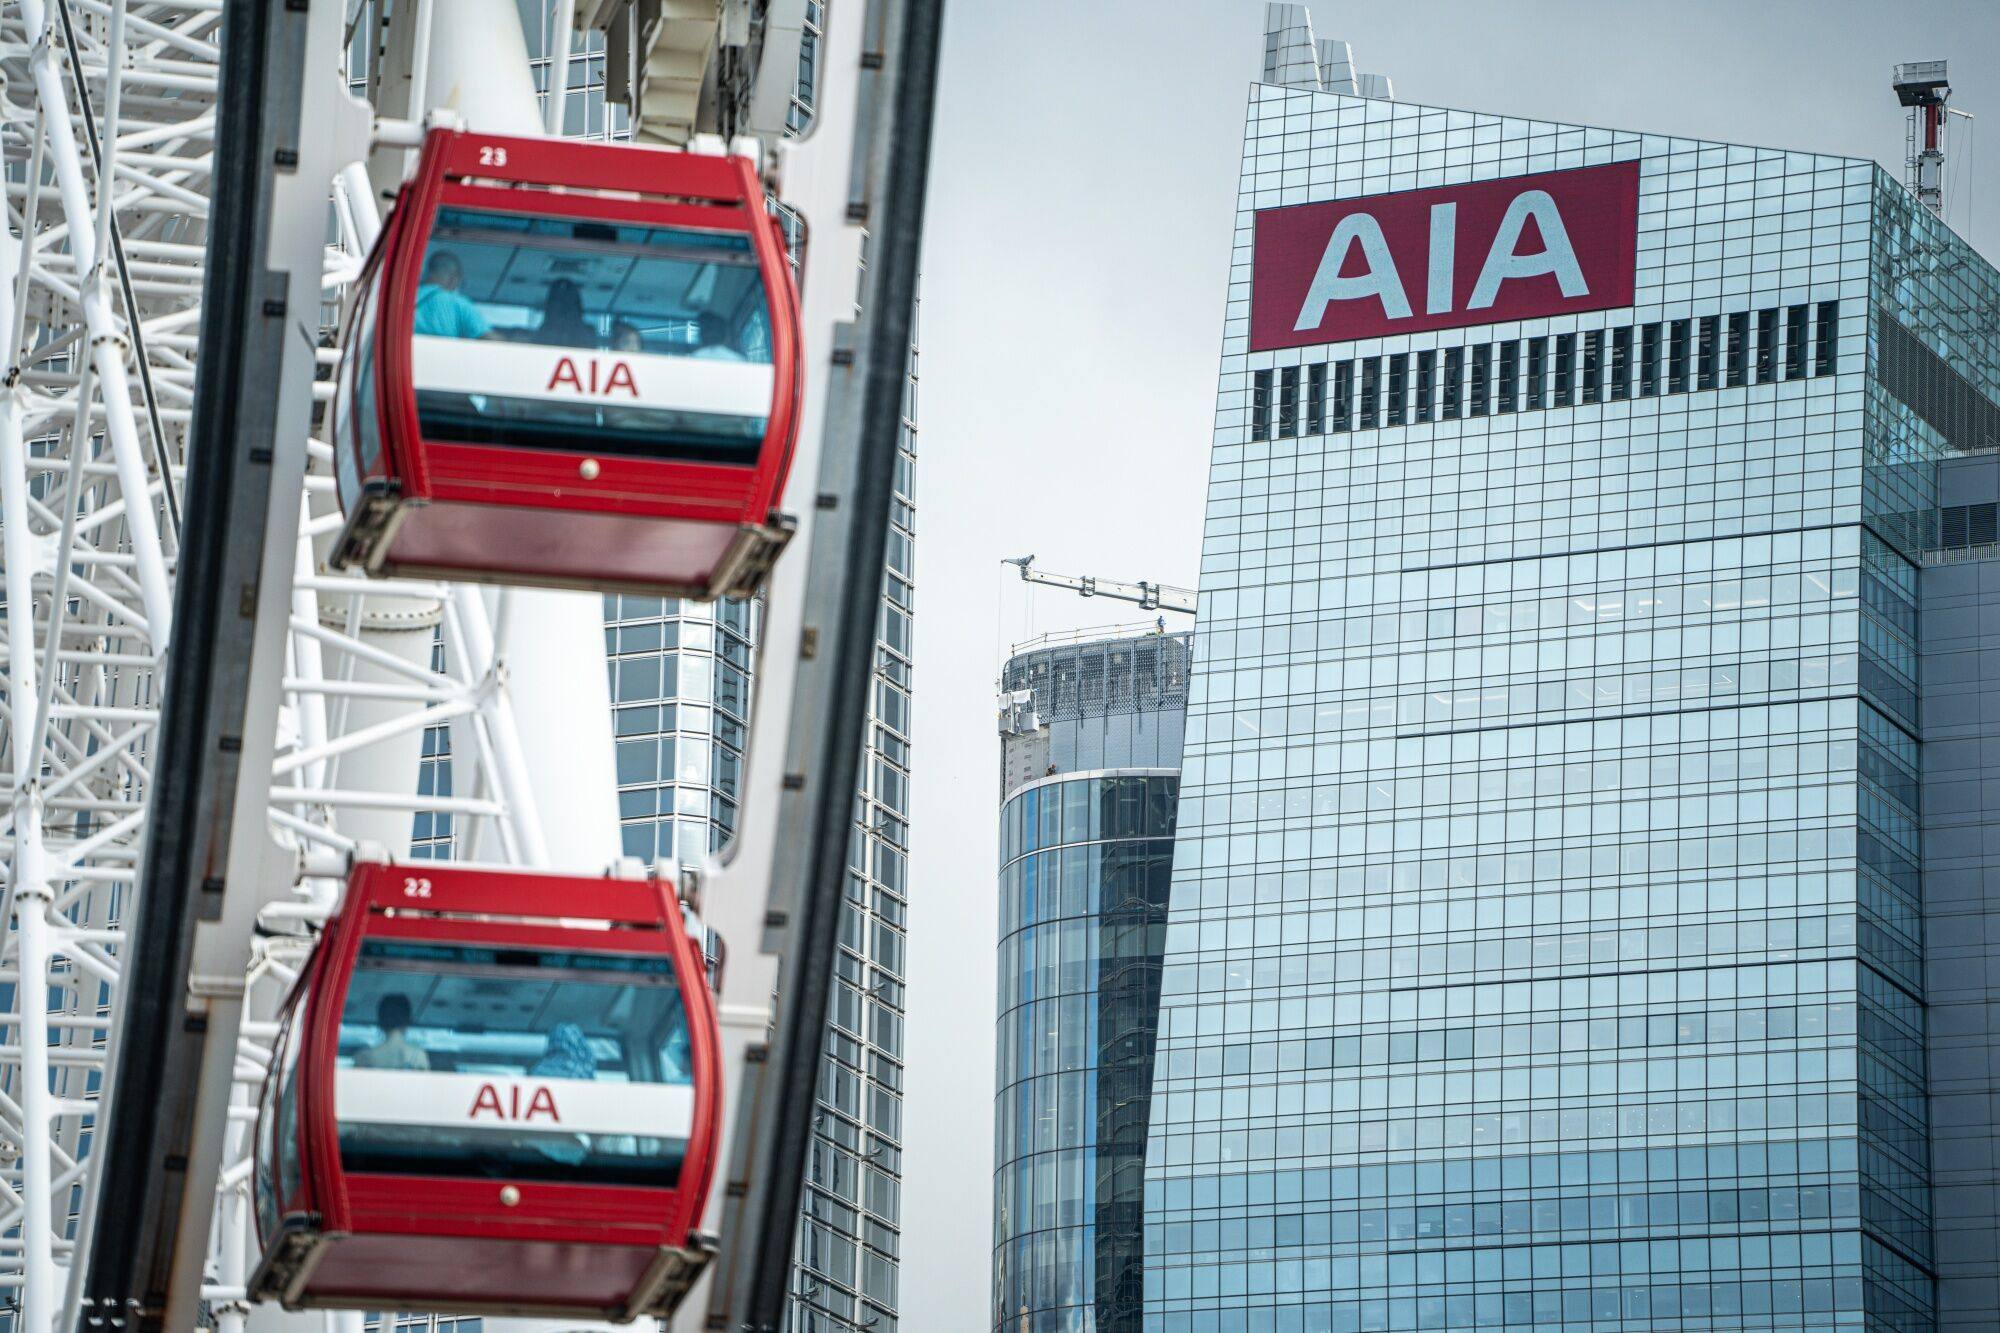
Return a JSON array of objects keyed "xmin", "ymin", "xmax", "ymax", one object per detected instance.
[{"xmin": 1250, "ymin": 161, "xmax": 1639, "ymax": 351}]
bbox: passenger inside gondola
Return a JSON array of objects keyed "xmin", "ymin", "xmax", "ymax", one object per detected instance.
[
  {"xmin": 532, "ymin": 1022, "xmax": 599, "ymax": 1080},
  {"xmin": 334, "ymin": 939, "xmax": 696, "ymax": 1184},
  {"xmin": 412, "ymin": 253, "xmax": 492, "ymax": 340},
  {"xmin": 407, "ymin": 206, "xmax": 777, "ymax": 463},
  {"xmin": 353, "ymin": 994, "xmax": 430, "ymax": 1069},
  {"xmin": 692, "ymin": 311, "xmax": 745, "ymax": 361},
  {"xmin": 534, "ymin": 278, "xmax": 596, "ymax": 349}
]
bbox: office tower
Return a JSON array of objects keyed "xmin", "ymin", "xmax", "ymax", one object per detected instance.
[
  {"xmin": 1146, "ymin": 7, "xmax": 2000, "ymax": 1329},
  {"xmin": 603, "ymin": 389, "xmax": 915, "ymax": 1333},
  {"xmin": 994, "ymin": 628, "xmax": 1193, "ymax": 1331}
]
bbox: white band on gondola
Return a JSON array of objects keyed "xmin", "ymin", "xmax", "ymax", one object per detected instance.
[
  {"xmin": 411, "ymin": 336, "xmax": 773, "ymax": 419},
  {"xmin": 337, "ymin": 1066, "xmax": 696, "ymax": 1136}
]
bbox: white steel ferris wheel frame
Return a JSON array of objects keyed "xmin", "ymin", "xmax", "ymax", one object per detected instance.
[
  {"xmin": 0, "ymin": 4, "xmax": 557, "ymax": 1331},
  {"xmin": 0, "ymin": 0, "xmax": 937, "ymax": 1326}
]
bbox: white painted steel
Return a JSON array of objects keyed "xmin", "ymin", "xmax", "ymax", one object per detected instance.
[
  {"xmin": 0, "ymin": 0, "xmax": 571, "ymax": 1324},
  {"xmin": 1, "ymin": 0, "xmax": 865, "ymax": 1320},
  {"xmin": 405, "ymin": 0, "xmax": 626, "ymax": 877}
]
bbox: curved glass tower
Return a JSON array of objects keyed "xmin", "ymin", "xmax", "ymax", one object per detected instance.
[{"xmin": 993, "ymin": 629, "xmax": 1191, "ymax": 1332}]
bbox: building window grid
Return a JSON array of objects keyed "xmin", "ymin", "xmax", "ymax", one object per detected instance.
[
  {"xmin": 410, "ymin": 629, "xmax": 455, "ymax": 858},
  {"xmin": 1816, "ymin": 301, "xmax": 1840, "ymax": 377},
  {"xmin": 1192, "ymin": 98, "xmax": 1927, "ymax": 1332},
  {"xmin": 1250, "ymin": 304, "xmax": 1846, "ymax": 442},
  {"xmin": 1757, "ymin": 307, "xmax": 1779, "ymax": 384},
  {"xmin": 1697, "ymin": 314, "xmax": 1720, "ymax": 390},
  {"xmin": 1669, "ymin": 317, "xmax": 1691, "ymax": 393},
  {"xmin": 994, "ymin": 774, "xmax": 1179, "ymax": 1330}
]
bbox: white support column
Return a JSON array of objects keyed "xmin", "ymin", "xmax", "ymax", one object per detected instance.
[
  {"xmin": 0, "ymin": 188, "xmax": 57, "ymax": 1333},
  {"xmin": 311, "ymin": 597, "xmax": 440, "ymax": 856},
  {"xmin": 14, "ymin": 800, "xmax": 55, "ymax": 1333},
  {"xmin": 399, "ymin": 0, "xmax": 621, "ymax": 872},
  {"xmin": 450, "ymin": 587, "xmax": 549, "ymax": 867},
  {"xmin": 16, "ymin": 0, "xmax": 174, "ymax": 646},
  {"xmin": 544, "ymin": 0, "xmax": 578, "ymax": 134},
  {"xmin": 211, "ymin": 1081, "xmax": 254, "ymax": 1333}
]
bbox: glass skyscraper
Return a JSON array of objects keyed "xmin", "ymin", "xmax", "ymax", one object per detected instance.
[
  {"xmin": 602, "ymin": 395, "xmax": 916, "ymax": 1333},
  {"xmin": 995, "ymin": 628, "xmax": 1192, "ymax": 1332},
  {"xmin": 1144, "ymin": 9, "xmax": 2000, "ymax": 1331}
]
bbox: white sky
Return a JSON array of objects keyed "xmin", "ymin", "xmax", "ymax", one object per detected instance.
[{"xmin": 899, "ymin": 1, "xmax": 2000, "ymax": 1323}]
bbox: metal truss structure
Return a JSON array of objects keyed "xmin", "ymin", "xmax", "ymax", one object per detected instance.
[{"xmin": 0, "ymin": 6, "xmax": 550, "ymax": 1329}]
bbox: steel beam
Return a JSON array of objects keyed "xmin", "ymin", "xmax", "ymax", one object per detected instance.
[{"xmin": 72, "ymin": 4, "xmax": 368, "ymax": 1328}]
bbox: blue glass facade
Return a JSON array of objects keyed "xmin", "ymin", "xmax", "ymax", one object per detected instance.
[
  {"xmin": 1143, "ymin": 74, "xmax": 2000, "ymax": 1332},
  {"xmin": 996, "ymin": 770, "xmax": 1180, "ymax": 1332},
  {"xmin": 994, "ymin": 631, "xmax": 1193, "ymax": 1332}
]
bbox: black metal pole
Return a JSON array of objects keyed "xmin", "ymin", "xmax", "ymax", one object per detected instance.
[
  {"xmin": 77, "ymin": 2, "xmax": 308, "ymax": 1326},
  {"xmin": 733, "ymin": 1, "xmax": 946, "ymax": 1326}
]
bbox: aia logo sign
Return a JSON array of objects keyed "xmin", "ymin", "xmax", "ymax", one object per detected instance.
[
  {"xmin": 1250, "ymin": 161, "xmax": 1638, "ymax": 350},
  {"xmin": 547, "ymin": 356, "xmax": 638, "ymax": 397},
  {"xmin": 469, "ymin": 1082, "xmax": 561, "ymax": 1123}
]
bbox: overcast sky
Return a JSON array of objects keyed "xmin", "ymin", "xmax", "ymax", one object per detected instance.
[{"xmin": 898, "ymin": 1, "xmax": 2000, "ymax": 1323}]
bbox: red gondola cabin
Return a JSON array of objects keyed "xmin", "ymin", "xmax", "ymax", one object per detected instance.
[
  {"xmin": 250, "ymin": 860, "xmax": 721, "ymax": 1320},
  {"xmin": 331, "ymin": 129, "xmax": 802, "ymax": 598}
]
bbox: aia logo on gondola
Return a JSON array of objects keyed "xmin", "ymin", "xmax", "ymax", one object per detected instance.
[
  {"xmin": 547, "ymin": 357, "xmax": 639, "ymax": 397},
  {"xmin": 1249, "ymin": 161, "xmax": 1638, "ymax": 350},
  {"xmin": 469, "ymin": 1082, "xmax": 562, "ymax": 1123}
]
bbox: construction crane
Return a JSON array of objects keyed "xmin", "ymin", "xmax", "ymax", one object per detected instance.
[{"xmin": 1004, "ymin": 555, "xmax": 1197, "ymax": 615}]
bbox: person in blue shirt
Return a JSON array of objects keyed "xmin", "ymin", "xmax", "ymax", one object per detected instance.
[
  {"xmin": 412, "ymin": 251, "xmax": 491, "ymax": 339},
  {"xmin": 531, "ymin": 1022, "xmax": 599, "ymax": 1080}
]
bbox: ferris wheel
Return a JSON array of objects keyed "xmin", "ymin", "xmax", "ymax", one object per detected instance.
[{"xmin": 0, "ymin": 1, "xmax": 941, "ymax": 1330}]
